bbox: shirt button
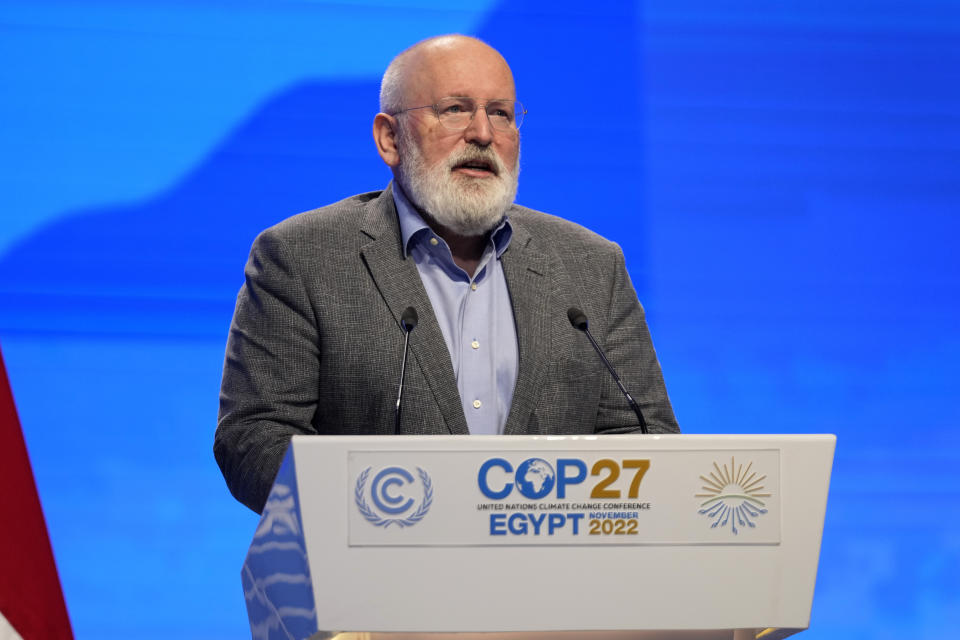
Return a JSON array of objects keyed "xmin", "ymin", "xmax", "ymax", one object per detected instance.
[
  {"xmin": 430, "ymin": 237, "xmax": 439, "ymax": 246},
  {"xmin": 470, "ymin": 283, "xmax": 478, "ymax": 291},
  {"xmin": 472, "ymin": 399, "xmax": 482, "ymax": 409},
  {"xmin": 471, "ymin": 340, "xmax": 480, "ymax": 349}
]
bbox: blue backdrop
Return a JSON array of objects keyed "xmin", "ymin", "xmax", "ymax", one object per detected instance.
[{"xmin": 1, "ymin": 1, "xmax": 958, "ymax": 638}]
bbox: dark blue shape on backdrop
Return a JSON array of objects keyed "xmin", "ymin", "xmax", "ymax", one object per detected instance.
[{"xmin": 0, "ymin": 80, "xmax": 386, "ymax": 335}]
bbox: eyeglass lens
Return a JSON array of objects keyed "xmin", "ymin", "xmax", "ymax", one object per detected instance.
[{"xmin": 435, "ymin": 98, "xmax": 524, "ymax": 131}]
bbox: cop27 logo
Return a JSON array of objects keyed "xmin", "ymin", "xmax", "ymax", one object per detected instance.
[
  {"xmin": 478, "ymin": 457, "xmax": 651, "ymax": 499},
  {"xmin": 355, "ymin": 466, "xmax": 433, "ymax": 528}
]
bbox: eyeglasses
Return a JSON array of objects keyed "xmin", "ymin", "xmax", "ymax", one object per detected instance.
[{"xmin": 391, "ymin": 97, "xmax": 526, "ymax": 131}]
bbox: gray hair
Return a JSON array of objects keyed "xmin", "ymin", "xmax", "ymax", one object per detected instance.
[{"xmin": 379, "ymin": 49, "xmax": 410, "ymax": 114}]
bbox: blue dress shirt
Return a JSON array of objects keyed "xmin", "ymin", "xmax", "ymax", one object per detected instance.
[{"xmin": 393, "ymin": 183, "xmax": 518, "ymax": 435}]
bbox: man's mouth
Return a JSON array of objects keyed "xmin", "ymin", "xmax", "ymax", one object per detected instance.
[{"xmin": 452, "ymin": 156, "xmax": 498, "ymax": 176}]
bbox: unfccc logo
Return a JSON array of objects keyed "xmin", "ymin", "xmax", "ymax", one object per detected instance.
[{"xmin": 355, "ymin": 466, "xmax": 433, "ymax": 528}]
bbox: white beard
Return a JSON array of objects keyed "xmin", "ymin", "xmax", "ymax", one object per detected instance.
[{"xmin": 395, "ymin": 125, "xmax": 519, "ymax": 237}]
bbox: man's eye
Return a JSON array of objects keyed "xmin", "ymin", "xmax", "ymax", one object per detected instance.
[{"xmin": 441, "ymin": 102, "xmax": 471, "ymax": 115}]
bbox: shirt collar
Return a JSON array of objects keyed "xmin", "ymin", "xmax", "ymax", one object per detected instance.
[{"xmin": 392, "ymin": 181, "xmax": 513, "ymax": 259}]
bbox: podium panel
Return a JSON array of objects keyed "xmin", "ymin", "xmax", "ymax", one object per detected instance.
[{"xmin": 242, "ymin": 434, "xmax": 834, "ymax": 640}]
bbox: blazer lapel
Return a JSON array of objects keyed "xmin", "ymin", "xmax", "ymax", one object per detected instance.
[
  {"xmin": 501, "ymin": 216, "xmax": 552, "ymax": 435},
  {"xmin": 358, "ymin": 187, "xmax": 469, "ymax": 435}
]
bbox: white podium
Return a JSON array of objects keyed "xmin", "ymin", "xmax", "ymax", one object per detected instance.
[{"xmin": 242, "ymin": 434, "xmax": 835, "ymax": 640}]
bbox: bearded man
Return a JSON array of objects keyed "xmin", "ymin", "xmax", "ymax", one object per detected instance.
[{"xmin": 215, "ymin": 35, "xmax": 679, "ymax": 514}]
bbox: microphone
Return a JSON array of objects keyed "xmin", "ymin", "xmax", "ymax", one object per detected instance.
[
  {"xmin": 567, "ymin": 307, "xmax": 648, "ymax": 434},
  {"xmin": 395, "ymin": 307, "xmax": 418, "ymax": 433}
]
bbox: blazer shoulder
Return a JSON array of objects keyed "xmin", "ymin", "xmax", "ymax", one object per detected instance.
[
  {"xmin": 508, "ymin": 204, "xmax": 621, "ymax": 255},
  {"xmin": 263, "ymin": 190, "xmax": 384, "ymax": 241},
  {"xmin": 245, "ymin": 190, "xmax": 392, "ymax": 265}
]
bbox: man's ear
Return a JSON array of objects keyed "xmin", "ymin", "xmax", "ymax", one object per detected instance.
[{"xmin": 373, "ymin": 113, "xmax": 401, "ymax": 168}]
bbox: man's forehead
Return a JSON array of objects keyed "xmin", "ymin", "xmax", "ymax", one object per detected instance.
[{"xmin": 401, "ymin": 37, "xmax": 516, "ymax": 104}]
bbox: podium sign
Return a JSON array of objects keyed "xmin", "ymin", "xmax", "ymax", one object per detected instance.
[
  {"xmin": 347, "ymin": 448, "xmax": 782, "ymax": 546},
  {"xmin": 242, "ymin": 434, "xmax": 834, "ymax": 640}
]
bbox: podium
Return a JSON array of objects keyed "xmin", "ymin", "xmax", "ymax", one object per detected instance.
[{"xmin": 241, "ymin": 434, "xmax": 835, "ymax": 640}]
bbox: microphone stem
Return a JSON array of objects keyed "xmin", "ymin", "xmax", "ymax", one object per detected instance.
[
  {"xmin": 395, "ymin": 330, "xmax": 411, "ymax": 434},
  {"xmin": 582, "ymin": 327, "xmax": 649, "ymax": 435}
]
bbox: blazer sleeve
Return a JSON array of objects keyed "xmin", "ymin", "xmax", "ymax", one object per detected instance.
[
  {"xmin": 215, "ymin": 227, "xmax": 320, "ymax": 513},
  {"xmin": 593, "ymin": 245, "xmax": 680, "ymax": 435}
]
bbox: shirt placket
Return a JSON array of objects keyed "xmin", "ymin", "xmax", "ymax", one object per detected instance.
[{"xmin": 460, "ymin": 259, "xmax": 495, "ymax": 435}]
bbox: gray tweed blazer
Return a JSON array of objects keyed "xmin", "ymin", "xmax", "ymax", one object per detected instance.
[{"xmin": 215, "ymin": 185, "xmax": 679, "ymax": 512}]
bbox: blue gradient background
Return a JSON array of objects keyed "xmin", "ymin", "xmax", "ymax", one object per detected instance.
[{"xmin": 1, "ymin": 1, "xmax": 958, "ymax": 638}]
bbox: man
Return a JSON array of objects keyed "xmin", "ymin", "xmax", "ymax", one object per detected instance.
[{"xmin": 215, "ymin": 35, "xmax": 679, "ymax": 514}]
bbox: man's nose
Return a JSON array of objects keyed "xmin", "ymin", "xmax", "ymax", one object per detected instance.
[{"xmin": 463, "ymin": 107, "xmax": 494, "ymax": 146}]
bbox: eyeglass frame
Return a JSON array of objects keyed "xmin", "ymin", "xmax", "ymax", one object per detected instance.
[{"xmin": 389, "ymin": 96, "xmax": 527, "ymax": 131}]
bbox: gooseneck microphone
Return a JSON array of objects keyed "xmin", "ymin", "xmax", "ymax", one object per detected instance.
[
  {"xmin": 395, "ymin": 307, "xmax": 418, "ymax": 433},
  {"xmin": 567, "ymin": 307, "xmax": 649, "ymax": 434}
]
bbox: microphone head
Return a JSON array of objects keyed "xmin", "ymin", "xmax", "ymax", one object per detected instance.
[
  {"xmin": 400, "ymin": 306, "xmax": 418, "ymax": 332},
  {"xmin": 567, "ymin": 307, "xmax": 588, "ymax": 331}
]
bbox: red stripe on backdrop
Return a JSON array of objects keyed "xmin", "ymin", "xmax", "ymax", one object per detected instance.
[{"xmin": 0, "ymin": 346, "xmax": 73, "ymax": 639}]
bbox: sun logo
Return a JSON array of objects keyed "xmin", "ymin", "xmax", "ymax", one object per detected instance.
[{"xmin": 696, "ymin": 457, "xmax": 771, "ymax": 534}]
